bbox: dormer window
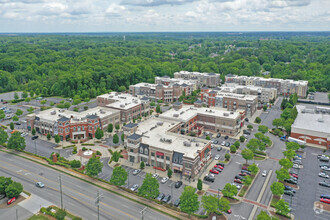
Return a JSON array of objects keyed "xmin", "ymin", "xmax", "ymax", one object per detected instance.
[{"xmin": 140, "ymin": 148, "xmax": 143, "ymax": 154}]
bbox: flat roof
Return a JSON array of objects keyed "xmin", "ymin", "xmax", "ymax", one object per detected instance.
[
  {"xmin": 98, "ymin": 92, "xmax": 144, "ymax": 110},
  {"xmin": 31, "ymin": 107, "xmax": 119, "ymax": 124},
  {"xmin": 134, "ymin": 118, "xmax": 209, "ymax": 159},
  {"xmin": 160, "ymin": 105, "xmax": 240, "ymax": 122},
  {"xmin": 292, "ymin": 105, "xmax": 330, "ymax": 134},
  {"xmin": 225, "ymin": 75, "xmax": 308, "ymax": 85}
]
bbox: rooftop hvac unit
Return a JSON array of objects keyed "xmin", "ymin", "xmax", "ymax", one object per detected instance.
[
  {"xmin": 51, "ymin": 111, "xmax": 56, "ymax": 115},
  {"xmin": 223, "ymin": 113, "xmax": 229, "ymax": 116},
  {"xmin": 196, "ymin": 143, "xmax": 199, "ymax": 147},
  {"xmin": 157, "ymin": 121, "xmax": 163, "ymax": 126},
  {"xmin": 317, "ymin": 118, "xmax": 324, "ymax": 123},
  {"xmin": 230, "ymin": 112, "xmax": 234, "ymax": 114},
  {"xmin": 120, "ymin": 104, "xmax": 125, "ymax": 108},
  {"xmin": 183, "ymin": 141, "xmax": 191, "ymax": 147},
  {"xmin": 173, "ymin": 114, "xmax": 179, "ymax": 117}
]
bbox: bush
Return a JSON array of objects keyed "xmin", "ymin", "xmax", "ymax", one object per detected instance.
[
  {"xmin": 40, "ymin": 207, "xmax": 47, "ymax": 213},
  {"xmin": 82, "ymin": 147, "xmax": 87, "ymax": 151},
  {"xmin": 70, "ymin": 160, "xmax": 81, "ymax": 168},
  {"xmin": 255, "ymin": 117, "xmax": 261, "ymax": 124},
  {"xmin": 234, "ymin": 140, "xmax": 240, "ymax": 148},
  {"xmin": 55, "ymin": 209, "xmax": 66, "ymax": 220},
  {"xmin": 240, "ymin": 135, "xmax": 246, "ymax": 142},
  {"xmin": 206, "ymin": 136, "xmax": 211, "ymax": 140},
  {"xmin": 247, "ymin": 125, "xmax": 253, "ymax": 130},
  {"xmin": 225, "ymin": 153, "xmax": 230, "ymax": 160},
  {"xmin": 96, "ymin": 150, "xmax": 102, "ymax": 156},
  {"xmin": 230, "ymin": 145, "xmax": 237, "ymax": 153},
  {"xmin": 72, "ymin": 146, "xmax": 77, "ymax": 154}
]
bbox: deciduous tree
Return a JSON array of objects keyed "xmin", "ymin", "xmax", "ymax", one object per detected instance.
[
  {"xmin": 0, "ymin": 128, "xmax": 8, "ymax": 145},
  {"xmin": 7, "ymin": 131, "xmax": 26, "ymax": 151},
  {"xmin": 270, "ymin": 182, "xmax": 285, "ymax": 196},
  {"xmin": 110, "ymin": 166, "xmax": 128, "ymax": 186},
  {"xmin": 5, "ymin": 181, "xmax": 23, "ymax": 198},
  {"xmin": 201, "ymin": 195, "xmax": 218, "ymax": 214},
  {"xmin": 241, "ymin": 148, "xmax": 254, "ymax": 165},
  {"xmin": 179, "ymin": 186, "xmax": 199, "ymax": 214},
  {"xmin": 218, "ymin": 197, "xmax": 231, "ymax": 213},
  {"xmin": 138, "ymin": 173, "xmax": 159, "ymax": 199},
  {"xmin": 85, "ymin": 157, "xmax": 103, "ymax": 177}
]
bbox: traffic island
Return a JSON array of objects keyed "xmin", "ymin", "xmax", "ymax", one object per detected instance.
[
  {"xmin": 269, "ymin": 210, "xmax": 293, "ymax": 220},
  {"xmin": 29, "ymin": 205, "xmax": 82, "ymax": 220},
  {"xmin": 314, "ymin": 201, "xmax": 330, "ymax": 213}
]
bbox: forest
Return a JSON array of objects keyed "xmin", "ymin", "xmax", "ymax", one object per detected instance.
[{"xmin": 0, "ymin": 32, "xmax": 329, "ymax": 99}]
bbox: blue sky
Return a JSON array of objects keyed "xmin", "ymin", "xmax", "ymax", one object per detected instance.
[{"xmin": 0, "ymin": 0, "xmax": 329, "ymax": 32}]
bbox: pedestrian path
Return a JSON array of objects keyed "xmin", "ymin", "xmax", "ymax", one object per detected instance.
[{"xmin": 19, "ymin": 194, "xmax": 53, "ymax": 214}]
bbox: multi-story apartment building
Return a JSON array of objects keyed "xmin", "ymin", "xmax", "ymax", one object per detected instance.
[
  {"xmin": 26, "ymin": 107, "xmax": 120, "ymax": 141},
  {"xmin": 225, "ymin": 74, "xmax": 308, "ymax": 98},
  {"xmin": 221, "ymin": 83, "xmax": 277, "ymax": 104},
  {"xmin": 200, "ymin": 88, "xmax": 258, "ymax": 117},
  {"xmin": 97, "ymin": 92, "xmax": 150, "ymax": 123},
  {"xmin": 174, "ymin": 71, "xmax": 221, "ymax": 88}
]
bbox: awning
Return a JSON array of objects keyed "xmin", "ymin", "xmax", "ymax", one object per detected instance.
[{"xmin": 156, "ymin": 151, "xmax": 164, "ymax": 156}]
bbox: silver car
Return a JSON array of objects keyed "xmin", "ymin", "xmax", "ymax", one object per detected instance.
[
  {"xmin": 36, "ymin": 182, "xmax": 45, "ymax": 188},
  {"xmin": 130, "ymin": 184, "xmax": 139, "ymax": 191},
  {"xmin": 318, "ymin": 172, "xmax": 329, "ymax": 179}
]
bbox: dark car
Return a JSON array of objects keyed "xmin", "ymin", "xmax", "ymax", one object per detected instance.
[
  {"xmin": 241, "ymin": 170, "xmax": 251, "ymax": 175},
  {"xmin": 175, "ymin": 181, "xmax": 183, "ymax": 188},
  {"xmin": 217, "ymin": 147, "xmax": 222, "ymax": 151},
  {"xmin": 243, "ymin": 130, "xmax": 251, "ymax": 135},
  {"xmin": 320, "ymin": 194, "xmax": 330, "ymax": 199},
  {"xmin": 284, "ymin": 190, "xmax": 294, "ymax": 196},
  {"xmin": 235, "ymin": 175, "xmax": 244, "ymax": 180},
  {"xmin": 217, "ymin": 133, "xmax": 221, "ymax": 138},
  {"xmin": 320, "ymin": 157, "xmax": 330, "ymax": 162},
  {"xmin": 234, "ymin": 179, "xmax": 242, "ymax": 184},
  {"xmin": 239, "ymin": 173, "xmax": 248, "ymax": 176},
  {"xmin": 284, "ymin": 178, "xmax": 297, "ymax": 185},
  {"xmin": 31, "ymin": 135, "xmax": 39, "ymax": 140},
  {"xmin": 225, "ymin": 142, "xmax": 230, "ymax": 147},
  {"xmin": 224, "ymin": 136, "xmax": 229, "ymax": 139},
  {"xmin": 242, "ymin": 166, "xmax": 248, "ymax": 171},
  {"xmin": 284, "ymin": 185, "xmax": 296, "ymax": 193},
  {"xmin": 289, "ymin": 170, "xmax": 298, "ymax": 175},
  {"xmin": 204, "ymin": 175, "xmax": 215, "ymax": 183},
  {"xmin": 162, "ymin": 194, "xmax": 171, "ymax": 203},
  {"xmin": 156, "ymin": 193, "xmax": 165, "ymax": 201},
  {"xmin": 15, "ymin": 122, "xmax": 21, "ymax": 125},
  {"xmin": 173, "ymin": 199, "xmax": 180, "ymax": 207},
  {"xmin": 214, "ymin": 167, "xmax": 222, "ymax": 173},
  {"xmin": 213, "ymin": 140, "xmax": 218, "ymax": 144},
  {"xmin": 245, "ymin": 118, "xmax": 249, "ymax": 122},
  {"xmin": 216, "ymin": 162, "xmax": 225, "ymax": 167},
  {"xmin": 319, "ymin": 181, "xmax": 330, "ymax": 188}
]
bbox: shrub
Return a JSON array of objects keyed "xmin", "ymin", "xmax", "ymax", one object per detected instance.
[
  {"xmin": 240, "ymin": 135, "xmax": 246, "ymax": 142},
  {"xmin": 55, "ymin": 209, "xmax": 66, "ymax": 220},
  {"xmin": 255, "ymin": 117, "xmax": 261, "ymax": 124},
  {"xmin": 82, "ymin": 147, "xmax": 87, "ymax": 151},
  {"xmin": 96, "ymin": 150, "xmax": 102, "ymax": 156},
  {"xmin": 225, "ymin": 153, "xmax": 230, "ymax": 160},
  {"xmin": 70, "ymin": 160, "xmax": 81, "ymax": 168},
  {"xmin": 40, "ymin": 207, "xmax": 47, "ymax": 213},
  {"xmin": 230, "ymin": 145, "xmax": 237, "ymax": 153},
  {"xmin": 72, "ymin": 146, "xmax": 77, "ymax": 154},
  {"xmin": 205, "ymin": 136, "xmax": 211, "ymax": 140}
]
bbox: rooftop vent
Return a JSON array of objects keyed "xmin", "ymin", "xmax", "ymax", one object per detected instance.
[
  {"xmin": 223, "ymin": 113, "xmax": 229, "ymax": 116},
  {"xmin": 157, "ymin": 121, "xmax": 163, "ymax": 126},
  {"xmin": 317, "ymin": 118, "xmax": 324, "ymax": 123},
  {"xmin": 173, "ymin": 114, "xmax": 179, "ymax": 117},
  {"xmin": 51, "ymin": 111, "xmax": 56, "ymax": 115},
  {"xmin": 120, "ymin": 104, "xmax": 125, "ymax": 108},
  {"xmin": 183, "ymin": 141, "xmax": 191, "ymax": 147}
]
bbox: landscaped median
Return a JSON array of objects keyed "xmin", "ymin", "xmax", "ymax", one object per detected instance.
[
  {"xmin": 238, "ymin": 163, "xmax": 260, "ymax": 197},
  {"xmin": 0, "ymin": 147, "xmax": 194, "ymax": 220},
  {"xmin": 28, "ymin": 206, "xmax": 81, "ymax": 220}
]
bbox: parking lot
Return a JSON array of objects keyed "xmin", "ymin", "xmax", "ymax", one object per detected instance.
[{"xmin": 283, "ymin": 147, "xmax": 330, "ymax": 220}]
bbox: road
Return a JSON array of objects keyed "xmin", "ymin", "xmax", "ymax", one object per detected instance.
[{"xmin": 0, "ymin": 151, "xmax": 174, "ymax": 220}]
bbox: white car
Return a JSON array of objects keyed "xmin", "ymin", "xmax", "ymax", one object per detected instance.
[
  {"xmin": 214, "ymin": 154, "xmax": 220, "ymax": 160},
  {"xmin": 21, "ymin": 133, "xmax": 28, "ymax": 137},
  {"xmin": 132, "ymin": 169, "xmax": 141, "ymax": 175},
  {"xmin": 152, "ymin": 173, "xmax": 159, "ymax": 178},
  {"xmin": 318, "ymin": 172, "xmax": 329, "ymax": 179},
  {"xmin": 221, "ymin": 141, "xmax": 226, "ymax": 146},
  {"xmin": 161, "ymin": 177, "xmax": 169, "ymax": 183},
  {"xmin": 231, "ymin": 183, "xmax": 241, "ymax": 190},
  {"xmin": 262, "ymin": 170, "xmax": 267, "ymax": 177},
  {"xmin": 321, "ymin": 166, "xmax": 330, "ymax": 171}
]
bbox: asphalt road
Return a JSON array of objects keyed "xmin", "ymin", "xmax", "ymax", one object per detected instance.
[{"xmin": 0, "ymin": 151, "xmax": 175, "ymax": 220}]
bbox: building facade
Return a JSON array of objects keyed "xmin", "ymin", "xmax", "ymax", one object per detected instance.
[
  {"xmin": 225, "ymin": 74, "xmax": 308, "ymax": 98},
  {"xmin": 174, "ymin": 71, "xmax": 221, "ymax": 88}
]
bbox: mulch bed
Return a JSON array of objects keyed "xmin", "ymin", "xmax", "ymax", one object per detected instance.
[
  {"xmin": 315, "ymin": 201, "xmax": 330, "ymax": 212},
  {"xmin": 226, "ymin": 197, "xmax": 240, "ymax": 204},
  {"xmin": 269, "ymin": 210, "xmax": 291, "ymax": 220},
  {"xmin": 284, "ymin": 182, "xmax": 298, "ymax": 189},
  {"xmin": 197, "ymin": 190, "xmax": 205, "ymax": 196},
  {"xmin": 0, "ymin": 195, "xmax": 25, "ymax": 209}
]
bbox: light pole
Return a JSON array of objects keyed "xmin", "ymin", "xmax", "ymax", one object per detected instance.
[
  {"xmin": 140, "ymin": 207, "xmax": 147, "ymax": 220},
  {"xmin": 59, "ymin": 175, "xmax": 63, "ymax": 210},
  {"xmin": 95, "ymin": 190, "xmax": 104, "ymax": 220},
  {"xmin": 127, "ymin": 170, "xmax": 130, "ymax": 188},
  {"xmin": 34, "ymin": 139, "xmax": 37, "ymax": 155},
  {"xmin": 217, "ymin": 189, "xmax": 221, "ymax": 209}
]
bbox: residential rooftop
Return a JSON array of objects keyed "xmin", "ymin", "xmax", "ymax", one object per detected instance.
[{"xmin": 98, "ymin": 92, "xmax": 146, "ymax": 110}]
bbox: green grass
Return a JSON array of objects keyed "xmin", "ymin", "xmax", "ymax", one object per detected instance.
[
  {"xmin": 238, "ymin": 186, "xmax": 248, "ymax": 197},
  {"xmin": 271, "ymin": 197, "xmax": 280, "ymax": 208},
  {"xmin": 28, "ymin": 214, "xmax": 50, "ymax": 220},
  {"xmin": 254, "ymin": 155, "xmax": 266, "ymax": 160}
]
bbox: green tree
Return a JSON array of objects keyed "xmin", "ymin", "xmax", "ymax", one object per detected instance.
[
  {"xmin": 35, "ymin": 88, "xmax": 40, "ymax": 96},
  {"xmin": 254, "ymin": 117, "xmax": 261, "ymax": 124},
  {"xmin": 15, "ymin": 109, "xmax": 23, "ymax": 116},
  {"xmin": 241, "ymin": 148, "xmax": 254, "ymax": 165},
  {"xmin": 32, "ymin": 128, "xmax": 36, "ymax": 135},
  {"xmin": 225, "ymin": 153, "xmax": 230, "ymax": 160},
  {"xmin": 113, "ymin": 134, "xmax": 119, "ymax": 144},
  {"xmin": 243, "ymin": 176, "xmax": 252, "ymax": 186},
  {"xmin": 0, "ymin": 128, "xmax": 9, "ymax": 145},
  {"xmin": 263, "ymin": 105, "xmax": 268, "ymax": 111},
  {"xmin": 279, "ymin": 158, "xmax": 293, "ymax": 169},
  {"xmin": 0, "ymin": 112, "xmax": 5, "ymax": 121},
  {"xmin": 64, "ymin": 102, "xmax": 71, "ymax": 109},
  {"xmin": 179, "ymin": 186, "xmax": 199, "ymax": 214},
  {"xmin": 156, "ymin": 105, "xmax": 161, "ymax": 113},
  {"xmin": 256, "ymin": 211, "xmax": 272, "ymax": 220},
  {"xmin": 272, "ymin": 118, "xmax": 284, "ymax": 128},
  {"xmin": 138, "ymin": 173, "xmax": 160, "ymax": 199},
  {"xmin": 275, "ymin": 199, "xmax": 290, "ymax": 216},
  {"xmin": 40, "ymin": 100, "xmax": 47, "ymax": 106},
  {"xmin": 197, "ymin": 179, "xmax": 203, "ymax": 191},
  {"xmin": 140, "ymin": 161, "xmax": 145, "ymax": 169},
  {"xmin": 276, "ymin": 168, "xmax": 290, "ymax": 182},
  {"xmin": 201, "ymin": 195, "xmax": 218, "ymax": 214},
  {"xmin": 218, "ymin": 197, "xmax": 231, "ymax": 213},
  {"xmin": 247, "ymin": 124, "xmax": 253, "ymax": 130},
  {"xmin": 121, "ymin": 133, "xmax": 124, "ymax": 142},
  {"xmin": 240, "ymin": 135, "xmax": 246, "ymax": 142},
  {"xmin": 150, "ymin": 102, "xmax": 155, "ymax": 107},
  {"xmin": 14, "ymin": 92, "xmax": 19, "ymax": 100},
  {"xmin": 222, "ymin": 183, "xmax": 238, "ymax": 198},
  {"xmin": 21, "ymin": 91, "xmax": 28, "ymax": 99},
  {"xmin": 29, "ymin": 91, "xmax": 34, "ymax": 97},
  {"xmin": 234, "ymin": 140, "xmax": 240, "ymax": 148},
  {"xmin": 47, "ymin": 133, "xmax": 51, "ymax": 140},
  {"xmin": 248, "ymin": 163, "xmax": 259, "ymax": 174},
  {"xmin": 258, "ymin": 125, "xmax": 269, "ymax": 134},
  {"xmin": 12, "ymin": 115, "xmax": 19, "ymax": 121},
  {"xmin": 10, "ymin": 122, "xmax": 14, "ymax": 130},
  {"xmin": 54, "ymin": 135, "xmax": 61, "ymax": 144},
  {"xmin": 55, "ymin": 209, "xmax": 66, "ymax": 220},
  {"xmin": 95, "ymin": 128, "xmax": 104, "ymax": 140},
  {"xmin": 70, "ymin": 160, "xmax": 81, "ymax": 168},
  {"xmin": 286, "ymin": 142, "xmax": 300, "ymax": 151},
  {"xmin": 110, "ymin": 166, "xmax": 128, "ymax": 186},
  {"xmin": 85, "ymin": 157, "xmax": 103, "ymax": 176},
  {"xmin": 27, "ymin": 107, "xmax": 34, "ymax": 113},
  {"xmin": 115, "ymin": 124, "xmax": 120, "ymax": 131},
  {"xmin": 246, "ymin": 138, "xmax": 260, "ymax": 152},
  {"xmin": 7, "ymin": 131, "xmax": 26, "ymax": 151},
  {"xmin": 230, "ymin": 145, "xmax": 237, "ymax": 153},
  {"xmin": 283, "ymin": 150, "xmax": 296, "ymax": 160},
  {"xmin": 5, "ymin": 181, "xmax": 23, "ymax": 198},
  {"xmin": 167, "ymin": 168, "xmax": 173, "ymax": 178},
  {"xmin": 0, "ymin": 176, "xmax": 13, "ymax": 194},
  {"xmin": 270, "ymin": 182, "xmax": 285, "ymax": 196},
  {"xmin": 109, "ymin": 150, "xmax": 122, "ymax": 163},
  {"xmin": 107, "ymin": 123, "xmax": 113, "ymax": 133}
]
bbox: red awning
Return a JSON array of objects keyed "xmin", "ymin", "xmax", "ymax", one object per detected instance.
[{"xmin": 156, "ymin": 151, "xmax": 164, "ymax": 156}]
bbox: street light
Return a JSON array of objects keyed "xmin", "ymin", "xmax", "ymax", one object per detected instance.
[
  {"xmin": 95, "ymin": 190, "xmax": 104, "ymax": 220},
  {"xmin": 58, "ymin": 175, "xmax": 63, "ymax": 210}
]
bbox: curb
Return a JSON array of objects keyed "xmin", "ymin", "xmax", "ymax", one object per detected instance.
[{"xmin": 242, "ymin": 170, "xmax": 260, "ymax": 198}]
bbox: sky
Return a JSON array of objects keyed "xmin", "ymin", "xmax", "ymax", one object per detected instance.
[{"xmin": 0, "ymin": 0, "xmax": 329, "ymax": 32}]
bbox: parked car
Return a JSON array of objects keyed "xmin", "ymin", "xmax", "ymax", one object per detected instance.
[
  {"xmin": 319, "ymin": 164, "xmax": 329, "ymax": 168},
  {"xmin": 20, "ymin": 133, "xmax": 28, "ymax": 137},
  {"xmin": 284, "ymin": 178, "xmax": 297, "ymax": 185},
  {"xmin": 319, "ymin": 172, "xmax": 330, "ymax": 179},
  {"xmin": 292, "ymin": 164, "xmax": 301, "ymax": 169},
  {"xmin": 132, "ymin": 169, "xmax": 141, "ymax": 175},
  {"xmin": 242, "ymin": 166, "xmax": 248, "ymax": 171},
  {"xmin": 319, "ymin": 181, "xmax": 330, "ymax": 188},
  {"xmin": 204, "ymin": 174, "xmax": 215, "ymax": 182},
  {"xmin": 320, "ymin": 194, "xmax": 330, "ymax": 199},
  {"xmin": 130, "ymin": 184, "xmax": 139, "ymax": 191},
  {"xmin": 214, "ymin": 168, "xmax": 222, "ymax": 173},
  {"xmin": 321, "ymin": 166, "xmax": 330, "ymax": 171},
  {"xmin": 216, "ymin": 162, "xmax": 225, "ymax": 167},
  {"xmin": 227, "ymin": 209, "xmax": 232, "ymax": 214},
  {"xmin": 214, "ymin": 165, "xmax": 224, "ymax": 169},
  {"xmin": 156, "ymin": 193, "xmax": 165, "ymax": 201},
  {"xmin": 225, "ymin": 142, "xmax": 230, "ymax": 147},
  {"xmin": 173, "ymin": 199, "xmax": 180, "ymax": 207},
  {"xmin": 161, "ymin": 177, "xmax": 169, "ymax": 184},
  {"xmin": 15, "ymin": 122, "xmax": 21, "ymax": 125},
  {"xmin": 235, "ymin": 175, "xmax": 244, "ymax": 180},
  {"xmin": 211, "ymin": 144, "xmax": 215, "ymax": 149},
  {"xmin": 284, "ymin": 190, "xmax": 294, "ymax": 196},
  {"xmin": 293, "ymin": 160, "xmax": 302, "ymax": 165},
  {"xmin": 214, "ymin": 154, "xmax": 220, "ymax": 160},
  {"xmin": 217, "ymin": 147, "xmax": 222, "ymax": 151},
  {"xmin": 320, "ymin": 157, "xmax": 329, "ymax": 162},
  {"xmin": 231, "ymin": 183, "xmax": 241, "ymax": 190},
  {"xmin": 7, "ymin": 197, "xmax": 16, "ymax": 205},
  {"xmin": 213, "ymin": 140, "xmax": 218, "ymax": 144},
  {"xmin": 262, "ymin": 170, "xmax": 267, "ymax": 177},
  {"xmin": 290, "ymin": 173, "xmax": 298, "ymax": 179},
  {"xmin": 210, "ymin": 169, "xmax": 219, "ymax": 174},
  {"xmin": 221, "ymin": 141, "xmax": 226, "ymax": 146},
  {"xmin": 245, "ymin": 118, "xmax": 249, "ymax": 122},
  {"xmin": 36, "ymin": 182, "xmax": 45, "ymax": 188},
  {"xmin": 320, "ymin": 198, "xmax": 330, "ymax": 204},
  {"xmin": 175, "ymin": 181, "xmax": 183, "ymax": 188},
  {"xmin": 241, "ymin": 170, "xmax": 251, "ymax": 175},
  {"xmin": 234, "ymin": 179, "xmax": 242, "ymax": 184},
  {"xmin": 284, "ymin": 185, "xmax": 296, "ymax": 193},
  {"xmin": 239, "ymin": 173, "xmax": 248, "ymax": 176},
  {"xmin": 162, "ymin": 194, "xmax": 171, "ymax": 203},
  {"xmin": 318, "ymin": 154, "xmax": 328, "ymax": 159},
  {"xmin": 224, "ymin": 136, "xmax": 229, "ymax": 139},
  {"xmin": 289, "ymin": 170, "xmax": 298, "ymax": 175},
  {"xmin": 243, "ymin": 130, "xmax": 251, "ymax": 135},
  {"xmin": 217, "ymin": 133, "xmax": 221, "ymax": 138},
  {"xmin": 152, "ymin": 173, "xmax": 159, "ymax": 178}
]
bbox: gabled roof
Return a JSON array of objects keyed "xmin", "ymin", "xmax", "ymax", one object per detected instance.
[
  {"xmin": 124, "ymin": 123, "xmax": 138, "ymax": 128},
  {"xmin": 202, "ymin": 87, "xmax": 209, "ymax": 90},
  {"xmin": 128, "ymin": 133, "xmax": 142, "ymax": 140}
]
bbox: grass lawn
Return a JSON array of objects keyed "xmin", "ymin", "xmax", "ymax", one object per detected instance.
[{"xmin": 28, "ymin": 214, "xmax": 50, "ymax": 220}]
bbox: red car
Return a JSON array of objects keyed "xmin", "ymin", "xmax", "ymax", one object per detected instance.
[
  {"xmin": 214, "ymin": 165, "xmax": 224, "ymax": 169},
  {"xmin": 239, "ymin": 173, "xmax": 248, "ymax": 176},
  {"xmin": 234, "ymin": 179, "xmax": 242, "ymax": 184},
  {"xmin": 210, "ymin": 169, "xmax": 219, "ymax": 174},
  {"xmin": 320, "ymin": 198, "xmax": 330, "ymax": 204},
  {"xmin": 227, "ymin": 209, "xmax": 232, "ymax": 214},
  {"xmin": 242, "ymin": 166, "xmax": 248, "ymax": 171},
  {"xmin": 7, "ymin": 197, "xmax": 16, "ymax": 205},
  {"xmin": 290, "ymin": 173, "xmax": 298, "ymax": 179}
]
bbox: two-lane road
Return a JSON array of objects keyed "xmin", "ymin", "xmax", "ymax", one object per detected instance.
[{"xmin": 0, "ymin": 151, "xmax": 174, "ymax": 220}]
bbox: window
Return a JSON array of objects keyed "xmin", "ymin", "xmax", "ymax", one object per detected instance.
[
  {"xmin": 78, "ymin": 126, "xmax": 81, "ymax": 131},
  {"xmin": 140, "ymin": 148, "xmax": 143, "ymax": 154},
  {"xmin": 130, "ymin": 149, "xmax": 134, "ymax": 152},
  {"xmin": 151, "ymin": 152, "xmax": 155, "ymax": 157},
  {"xmin": 73, "ymin": 127, "xmax": 76, "ymax": 131},
  {"xmin": 144, "ymin": 148, "xmax": 148, "ymax": 155},
  {"xmin": 166, "ymin": 156, "xmax": 170, "ymax": 161},
  {"xmin": 161, "ymin": 156, "xmax": 164, "ymax": 159}
]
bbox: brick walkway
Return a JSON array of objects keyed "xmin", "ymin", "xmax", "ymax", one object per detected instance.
[{"xmin": 243, "ymin": 198, "xmax": 268, "ymax": 209}]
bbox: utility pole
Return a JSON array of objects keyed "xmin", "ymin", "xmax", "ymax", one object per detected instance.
[
  {"xmin": 34, "ymin": 139, "xmax": 37, "ymax": 155},
  {"xmin": 59, "ymin": 175, "xmax": 63, "ymax": 210},
  {"xmin": 127, "ymin": 170, "xmax": 130, "ymax": 188},
  {"xmin": 16, "ymin": 208, "xmax": 18, "ymax": 220},
  {"xmin": 170, "ymin": 183, "xmax": 173, "ymax": 200},
  {"xmin": 140, "ymin": 207, "xmax": 147, "ymax": 220},
  {"xmin": 95, "ymin": 190, "xmax": 104, "ymax": 220}
]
